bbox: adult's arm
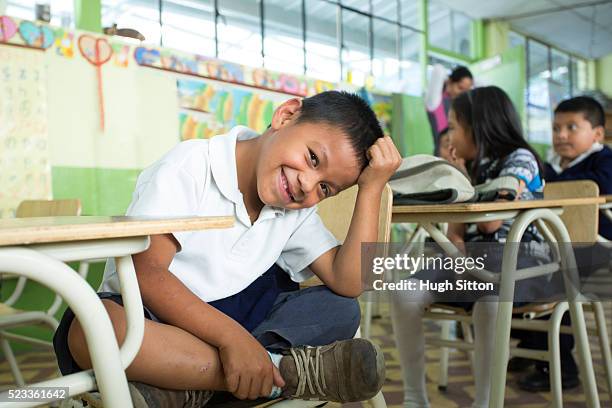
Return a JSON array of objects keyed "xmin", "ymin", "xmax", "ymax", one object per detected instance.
[{"xmin": 424, "ymin": 64, "xmax": 447, "ymax": 112}]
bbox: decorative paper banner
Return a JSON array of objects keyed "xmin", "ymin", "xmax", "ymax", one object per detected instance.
[
  {"xmin": 78, "ymin": 34, "xmax": 113, "ymax": 131},
  {"xmin": 136, "ymin": 46, "xmax": 335, "ymax": 97},
  {"xmin": 54, "ymin": 28, "xmax": 74, "ymax": 58},
  {"xmin": 359, "ymin": 88, "xmax": 393, "ymax": 137},
  {"xmin": 18, "ymin": 20, "xmax": 54, "ymax": 49},
  {"xmin": 111, "ymin": 43, "xmax": 130, "ymax": 67},
  {"xmin": 0, "ymin": 16, "xmax": 17, "ymax": 42},
  {"xmin": 1, "ymin": 16, "xmax": 340, "ymax": 99}
]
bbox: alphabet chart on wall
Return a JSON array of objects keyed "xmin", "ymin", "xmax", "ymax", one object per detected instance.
[{"xmin": 0, "ymin": 46, "xmax": 51, "ymax": 218}]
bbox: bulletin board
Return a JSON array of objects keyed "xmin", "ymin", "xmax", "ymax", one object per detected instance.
[
  {"xmin": 177, "ymin": 77, "xmax": 292, "ymax": 139},
  {"xmin": 0, "ymin": 46, "xmax": 51, "ymax": 218}
]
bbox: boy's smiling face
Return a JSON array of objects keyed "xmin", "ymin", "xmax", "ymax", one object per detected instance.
[
  {"xmin": 553, "ymin": 111, "xmax": 604, "ymax": 161},
  {"xmin": 256, "ymin": 100, "xmax": 362, "ymax": 210}
]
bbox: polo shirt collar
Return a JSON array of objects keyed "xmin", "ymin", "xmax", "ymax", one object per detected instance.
[
  {"xmin": 548, "ymin": 142, "xmax": 603, "ymax": 174},
  {"xmin": 209, "ymin": 126, "xmax": 244, "ymax": 205},
  {"xmin": 209, "ymin": 126, "xmax": 286, "ymax": 221}
]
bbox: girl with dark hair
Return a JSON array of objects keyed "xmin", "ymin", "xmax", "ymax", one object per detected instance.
[
  {"xmin": 391, "ymin": 86, "xmax": 548, "ymax": 408},
  {"xmin": 425, "ymin": 64, "xmax": 474, "ymax": 156},
  {"xmin": 451, "ymin": 86, "xmax": 543, "ymax": 189}
]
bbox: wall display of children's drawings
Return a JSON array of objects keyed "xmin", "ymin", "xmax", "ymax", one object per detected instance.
[
  {"xmin": 0, "ymin": 46, "xmax": 51, "ymax": 218},
  {"xmin": 177, "ymin": 78, "xmax": 291, "ymax": 140},
  {"xmin": 371, "ymin": 93, "xmax": 392, "ymax": 137},
  {"xmin": 359, "ymin": 88, "xmax": 392, "ymax": 136}
]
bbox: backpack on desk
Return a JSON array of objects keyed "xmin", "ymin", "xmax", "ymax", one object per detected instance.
[{"xmin": 389, "ymin": 155, "xmax": 520, "ymax": 204}]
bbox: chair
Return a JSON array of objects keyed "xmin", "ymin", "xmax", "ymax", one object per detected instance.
[
  {"xmin": 598, "ymin": 199, "xmax": 612, "ymax": 243},
  {"xmin": 510, "ymin": 181, "xmax": 612, "ymax": 404},
  {"xmin": 429, "ymin": 181, "xmax": 612, "ymax": 405},
  {"xmin": 0, "ymin": 199, "xmax": 85, "ymax": 386},
  {"xmin": 267, "ymin": 184, "xmax": 393, "ymax": 408}
]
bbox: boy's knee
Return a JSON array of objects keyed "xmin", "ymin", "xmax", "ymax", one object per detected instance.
[
  {"xmin": 67, "ymin": 300, "xmax": 127, "ymax": 369},
  {"xmin": 67, "ymin": 317, "xmax": 90, "ymax": 369}
]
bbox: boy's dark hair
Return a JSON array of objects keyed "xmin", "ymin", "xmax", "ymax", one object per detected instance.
[
  {"xmin": 295, "ymin": 91, "xmax": 384, "ymax": 170},
  {"xmin": 555, "ymin": 96, "xmax": 605, "ymax": 128},
  {"xmin": 439, "ymin": 127, "xmax": 449, "ymax": 137},
  {"xmin": 449, "ymin": 66, "xmax": 473, "ymax": 83},
  {"xmin": 452, "ymin": 86, "xmax": 544, "ymax": 182}
]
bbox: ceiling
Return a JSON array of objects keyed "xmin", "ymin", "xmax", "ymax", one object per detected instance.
[{"xmin": 434, "ymin": 0, "xmax": 612, "ymax": 59}]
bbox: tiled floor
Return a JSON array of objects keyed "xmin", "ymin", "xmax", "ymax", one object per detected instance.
[{"xmin": 1, "ymin": 303, "xmax": 611, "ymax": 407}]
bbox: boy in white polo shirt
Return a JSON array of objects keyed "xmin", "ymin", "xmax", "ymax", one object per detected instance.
[{"xmin": 53, "ymin": 91, "xmax": 401, "ymax": 407}]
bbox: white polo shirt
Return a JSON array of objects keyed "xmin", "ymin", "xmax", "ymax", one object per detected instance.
[{"xmin": 101, "ymin": 126, "xmax": 339, "ymax": 302}]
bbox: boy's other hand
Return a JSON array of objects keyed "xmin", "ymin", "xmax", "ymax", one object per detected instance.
[
  {"xmin": 219, "ymin": 334, "xmax": 285, "ymax": 399},
  {"xmin": 358, "ymin": 136, "xmax": 402, "ymax": 190}
]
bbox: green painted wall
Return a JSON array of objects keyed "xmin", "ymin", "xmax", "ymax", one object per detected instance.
[
  {"xmin": 483, "ymin": 21, "xmax": 510, "ymax": 59},
  {"xmin": 470, "ymin": 46, "xmax": 526, "ymax": 124},
  {"xmin": 596, "ymin": 54, "xmax": 612, "ymax": 98},
  {"xmin": 52, "ymin": 167, "xmax": 140, "ymax": 216},
  {"xmin": 391, "ymin": 94, "xmax": 434, "ymax": 156},
  {"xmin": 0, "ymin": 263, "xmax": 106, "ymax": 353},
  {"xmin": 74, "ymin": 0, "xmax": 102, "ymax": 33}
]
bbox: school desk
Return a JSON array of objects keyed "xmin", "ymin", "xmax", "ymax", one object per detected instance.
[
  {"xmin": 391, "ymin": 197, "xmax": 605, "ymax": 408},
  {"xmin": 0, "ymin": 215, "xmax": 234, "ymax": 408}
]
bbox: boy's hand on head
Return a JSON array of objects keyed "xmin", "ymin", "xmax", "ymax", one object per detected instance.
[
  {"xmin": 219, "ymin": 333, "xmax": 285, "ymax": 400},
  {"xmin": 358, "ymin": 136, "xmax": 402, "ymax": 191}
]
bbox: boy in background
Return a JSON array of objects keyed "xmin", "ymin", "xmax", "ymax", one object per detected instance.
[
  {"xmin": 546, "ymin": 96, "xmax": 612, "ymax": 234},
  {"xmin": 53, "ymin": 91, "xmax": 401, "ymax": 407},
  {"xmin": 512, "ymin": 96, "xmax": 612, "ymax": 391}
]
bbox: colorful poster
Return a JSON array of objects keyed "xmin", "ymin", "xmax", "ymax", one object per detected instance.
[
  {"xmin": 0, "ymin": 46, "xmax": 51, "ymax": 218},
  {"xmin": 177, "ymin": 79, "xmax": 288, "ymax": 139},
  {"xmin": 359, "ymin": 88, "xmax": 392, "ymax": 136}
]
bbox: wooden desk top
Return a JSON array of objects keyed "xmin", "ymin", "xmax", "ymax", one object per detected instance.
[
  {"xmin": 0, "ymin": 216, "xmax": 234, "ymax": 246},
  {"xmin": 392, "ymin": 197, "xmax": 605, "ymax": 214}
]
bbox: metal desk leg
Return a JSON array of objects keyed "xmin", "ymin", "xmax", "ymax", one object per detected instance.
[
  {"xmin": 0, "ymin": 248, "xmax": 133, "ymax": 408},
  {"xmin": 489, "ymin": 209, "xmax": 600, "ymax": 408},
  {"xmin": 115, "ymin": 254, "xmax": 146, "ymax": 368}
]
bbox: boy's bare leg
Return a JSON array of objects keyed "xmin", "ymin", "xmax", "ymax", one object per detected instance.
[
  {"xmin": 68, "ymin": 297, "xmax": 386, "ymax": 403},
  {"xmin": 67, "ymin": 299, "xmax": 228, "ymax": 391}
]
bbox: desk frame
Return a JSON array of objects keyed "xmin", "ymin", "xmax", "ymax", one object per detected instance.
[
  {"xmin": 0, "ymin": 237, "xmax": 150, "ymax": 407},
  {"xmin": 391, "ymin": 205, "xmax": 600, "ymax": 408}
]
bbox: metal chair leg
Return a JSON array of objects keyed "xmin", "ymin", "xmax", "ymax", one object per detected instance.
[
  {"xmin": 548, "ymin": 303, "xmax": 567, "ymax": 408},
  {"xmin": 593, "ymin": 301, "xmax": 612, "ymax": 397},
  {"xmin": 1, "ymin": 335, "xmax": 25, "ymax": 387},
  {"xmin": 438, "ymin": 321, "xmax": 451, "ymax": 391}
]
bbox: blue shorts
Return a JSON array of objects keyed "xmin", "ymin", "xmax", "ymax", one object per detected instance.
[{"xmin": 53, "ymin": 264, "xmax": 360, "ymax": 375}]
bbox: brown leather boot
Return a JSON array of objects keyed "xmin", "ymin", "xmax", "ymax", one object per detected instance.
[{"xmin": 279, "ymin": 338, "xmax": 385, "ymax": 402}]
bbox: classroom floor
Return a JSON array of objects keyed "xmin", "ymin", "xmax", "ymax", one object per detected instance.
[{"xmin": 0, "ymin": 303, "xmax": 611, "ymax": 408}]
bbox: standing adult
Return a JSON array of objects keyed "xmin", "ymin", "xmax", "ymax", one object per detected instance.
[{"xmin": 425, "ymin": 64, "xmax": 474, "ymax": 155}]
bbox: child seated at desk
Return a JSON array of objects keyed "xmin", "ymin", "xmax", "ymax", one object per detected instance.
[
  {"xmin": 52, "ymin": 91, "xmax": 402, "ymax": 407},
  {"xmin": 391, "ymin": 86, "xmax": 548, "ymax": 408},
  {"xmin": 512, "ymin": 96, "xmax": 612, "ymax": 392},
  {"xmin": 547, "ymin": 96, "xmax": 612, "ymax": 238}
]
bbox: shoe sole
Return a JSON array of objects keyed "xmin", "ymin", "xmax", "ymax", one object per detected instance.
[{"xmin": 356, "ymin": 339, "xmax": 386, "ymax": 397}]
